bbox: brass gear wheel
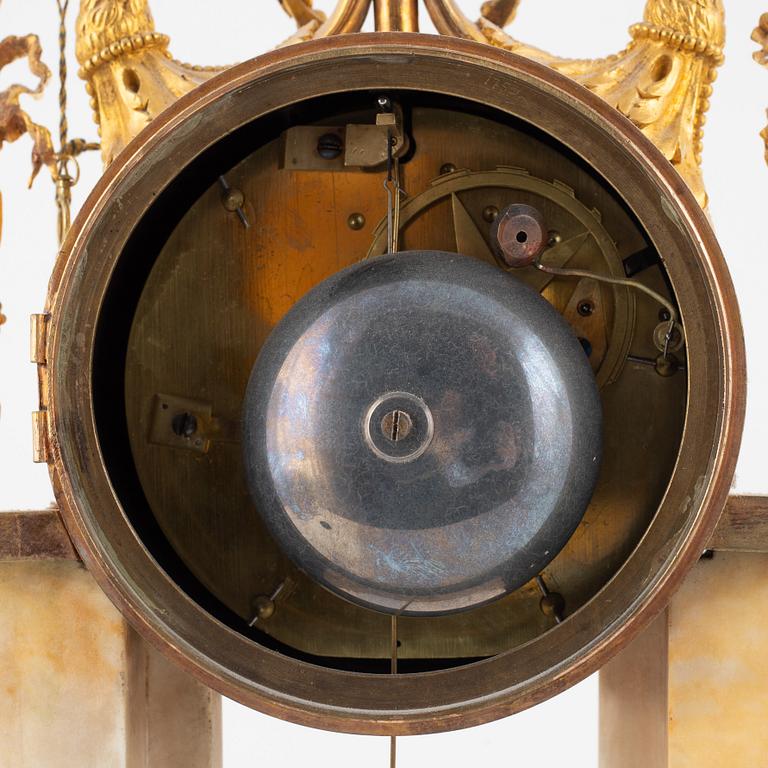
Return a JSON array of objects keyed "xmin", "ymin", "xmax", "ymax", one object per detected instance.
[{"xmin": 369, "ymin": 166, "xmax": 635, "ymax": 387}]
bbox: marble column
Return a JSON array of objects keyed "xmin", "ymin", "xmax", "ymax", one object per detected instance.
[
  {"xmin": 600, "ymin": 551, "xmax": 768, "ymax": 768},
  {"xmin": 0, "ymin": 544, "xmax": 221, "ymax": 768}
]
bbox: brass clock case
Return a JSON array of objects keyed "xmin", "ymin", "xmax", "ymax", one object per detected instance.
[{"xmin": 44, "ymin": 35, "xmax": 744, "ymax": 734}]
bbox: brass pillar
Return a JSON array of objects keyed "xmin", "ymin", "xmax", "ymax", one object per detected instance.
[{"xmin": 374, "ymin": 0, "xmax": 419, "ymax": 31}]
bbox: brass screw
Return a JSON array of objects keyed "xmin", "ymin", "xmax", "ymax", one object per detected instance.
[
  {"xmin": 482, "ymin": 205, "xmax": 499, "ymax": 223},
  {"xmin": 252, "ymin": 595, "xmax": 275, "ymax": 621},
  {"xmin": 171, "ymin": 411, "xmax": 197, "ymax": 438},
  {"xmin": 248, "ymin": 578, "xmax": 293, "ymax": 626},
  {"xmin": 317, "ymin": 132, "xmax": 343, "ymax": 160},
  {"xmin": 577, "ymin": 300, "xmax": 594, "ymax": 317},
  {"xmin": 347, "ymin": 212, "xmax": 366, "ymax": 230},
  {"xmin": 655, "ymin": 353, "xmax": 679, "ymax": 377},
  {"xmin": 547, "ymin": 230, "xmax": 562, "ymax": 246},
  {"xmin": 381, "ymin": 410, "xmax": 413, "ymax": 442},
  {"xmin": 539, "ymin": 592, "xmax": 565, "ymax": 619},
  {"xmin": 535, "ymin": 575, "xmax": 564, "ymax": 623},
  {"xmin": 221, "ymin": 187, "xmax": 244, "ymax": 212}
]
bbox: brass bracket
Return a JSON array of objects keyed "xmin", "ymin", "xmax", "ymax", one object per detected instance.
[
  {"xmin": 345, "ymin": 108, "xmax": 406, "ymax": 168},
  {"xmin": 282, "ymin": 126, "xmax": 348, "ymax": 172},
  {"xmin": 282, "ymin": 106, "xmax": 406, "ymax": 171},
  {"xmin": 148, "ymin": 393, "xmax": 238, "ymax": 454},
  {"xmin": 31, "ymin": 411, "xmax": 50, "ymax": 464},
  {"xmin": 30, "ymin": 312, "xmax": 48, "ymax": 365}
]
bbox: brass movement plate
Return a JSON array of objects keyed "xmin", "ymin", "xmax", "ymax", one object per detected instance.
[{"xmin": 125, "ymin": 104, "xmax": 685, "ymax": 659}]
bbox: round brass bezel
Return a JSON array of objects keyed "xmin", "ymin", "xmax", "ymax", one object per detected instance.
[{"xmin": 45, "ymin": 34, "xmax": 745, "ymax": 735}]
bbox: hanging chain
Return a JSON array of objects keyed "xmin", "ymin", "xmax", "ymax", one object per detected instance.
[
  {"xmin": 52, "ymin": 0, "xmax": 99, "ymax": 245},
  {"xmin": 53, "ymin": 0, "xmax": 73, "ymax": 244},
  {"xmin": 56, "ymin": 0, "xmax": 68, "ymax": 151}
]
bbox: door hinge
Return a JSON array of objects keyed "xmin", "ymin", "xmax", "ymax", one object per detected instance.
[
  {"xmin": 32, "ymin": 410, "xmax": 50, "ymax": 464},
  {"xmin": 30, "ymin": 313, "xmax": 51, "ymax": 463},
  {"xmin": 30, "ymin": 313, "xmax": 49, "ymax": 365}
]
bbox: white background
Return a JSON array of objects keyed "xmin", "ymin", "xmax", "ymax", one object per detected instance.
[{"xmin": 0, "ymin": 1, "xmax": 765, "ymax": 765}]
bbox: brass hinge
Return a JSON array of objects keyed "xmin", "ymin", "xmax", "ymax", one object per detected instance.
[
  {"xmin": 30, "ymin": 313, "xmax": 51, "ymax": 463},
  {"xmin": 30, "ymin": 313, "xmax": 48, "ymax": 365},
  {"xmin": 31, "ymin": 410, "xmax": 50, "ymax": 464}
]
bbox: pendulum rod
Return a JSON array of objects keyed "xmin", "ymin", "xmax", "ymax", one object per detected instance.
[
  {"xmin": 374, "ymin": 0, "xmax": 419, "ymax": 31},
  {"xmin": 383, "ymin": 127, "xmax": 404, "ymax": 254},
  {"xmin": 392, "ymin": 154, "xmax": 403, "ymax": 252},
  {"xmin": 390, "ymin": 614, "xmax": 398, "ymax": 768}
]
